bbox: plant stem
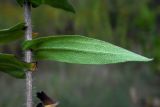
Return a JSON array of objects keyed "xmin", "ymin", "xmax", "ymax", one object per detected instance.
[{"xmin": 24, "ymin": 0, "xmax": 32, "ymax": 107}]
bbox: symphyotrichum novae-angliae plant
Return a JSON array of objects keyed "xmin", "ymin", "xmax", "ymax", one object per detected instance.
[{"xmin": 0, "ymin": 0, "xmax": 152, "ymax": 107}]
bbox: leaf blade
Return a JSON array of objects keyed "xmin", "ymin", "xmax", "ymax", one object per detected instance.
[
  {"xmin": 0, "ymin": 53, "xmax": 30, "ymax": 78},
  {"xmin": 23, "ymin": 35, "xmax": 152, "ymax": 64},
  {"xmin": 16, "ymin": 0, "xmax": 75, "ymax": 13},
  {"xmin": 0, "ymin": 22, "xmax": 25, "ymax": 45}
]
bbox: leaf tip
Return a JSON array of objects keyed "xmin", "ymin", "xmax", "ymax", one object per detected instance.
[
  {"xmin": 145, "ymin": 58, "xmax": 153, "ymax": 62},
  {"xmin": 136, "ymin": 56, "xmax": 153, "ymax": 62}
]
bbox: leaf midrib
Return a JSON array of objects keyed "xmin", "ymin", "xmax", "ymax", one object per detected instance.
[{"xmin": 34, "ymin": 47, "xmax": 141, "ymax": 57}]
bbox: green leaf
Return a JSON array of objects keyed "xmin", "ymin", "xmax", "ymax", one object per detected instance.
[
  {"xmin": 16, "ymin": 0, "xmax": 75, "ymax": 13},
  {"xmin": 23, "ymin": 35, "xmax": 152, "ymax": 64},
  {"xmin": 0, "ymin": 53, "xmax": 30, "ymax": 78},
  {"xmin": 0, "ymin": 22, "xmax": 25, "ymax": 45}
]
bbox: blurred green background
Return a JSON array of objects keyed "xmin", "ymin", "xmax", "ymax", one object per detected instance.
[{"xmin": 0, "ymin": 0, "xmax": 159, "ymax": 107}]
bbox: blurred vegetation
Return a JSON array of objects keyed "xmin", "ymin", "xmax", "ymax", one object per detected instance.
[{"xmin": 0, "ymin": 0, "xmax": 159, "ymax": 107}]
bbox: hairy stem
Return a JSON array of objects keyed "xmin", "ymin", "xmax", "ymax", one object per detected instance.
[{"xmin": 24, "ymin": 0, "xmax": 32, "ymax": 107}]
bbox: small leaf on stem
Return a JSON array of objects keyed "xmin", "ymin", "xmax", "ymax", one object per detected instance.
[
  {"xmin": 0, "ymin": 53, "xmax": 31, "ymax": 78},
  {"xmin": 0, "ymin": 22, "xmax": 25, "ymax": 45},
  {"xmin": 16, "ymin": 0, "xmax": 75, "ymax": 13}
]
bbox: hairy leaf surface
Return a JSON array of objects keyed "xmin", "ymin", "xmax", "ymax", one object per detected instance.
[
  {"xmin": 16, "ymin": 0, "xmax": 75, "ymax": 13},
  {"xmin": 0, "ymin": 23, "xmax": 25, "ymax": 45},
  {"xmin": 0, "ymin": 53, "xmax": 30, "ymax": 78},
  {"xmin": 23, "ymin": 35, "xmax": 152, "ymax": 64}
]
